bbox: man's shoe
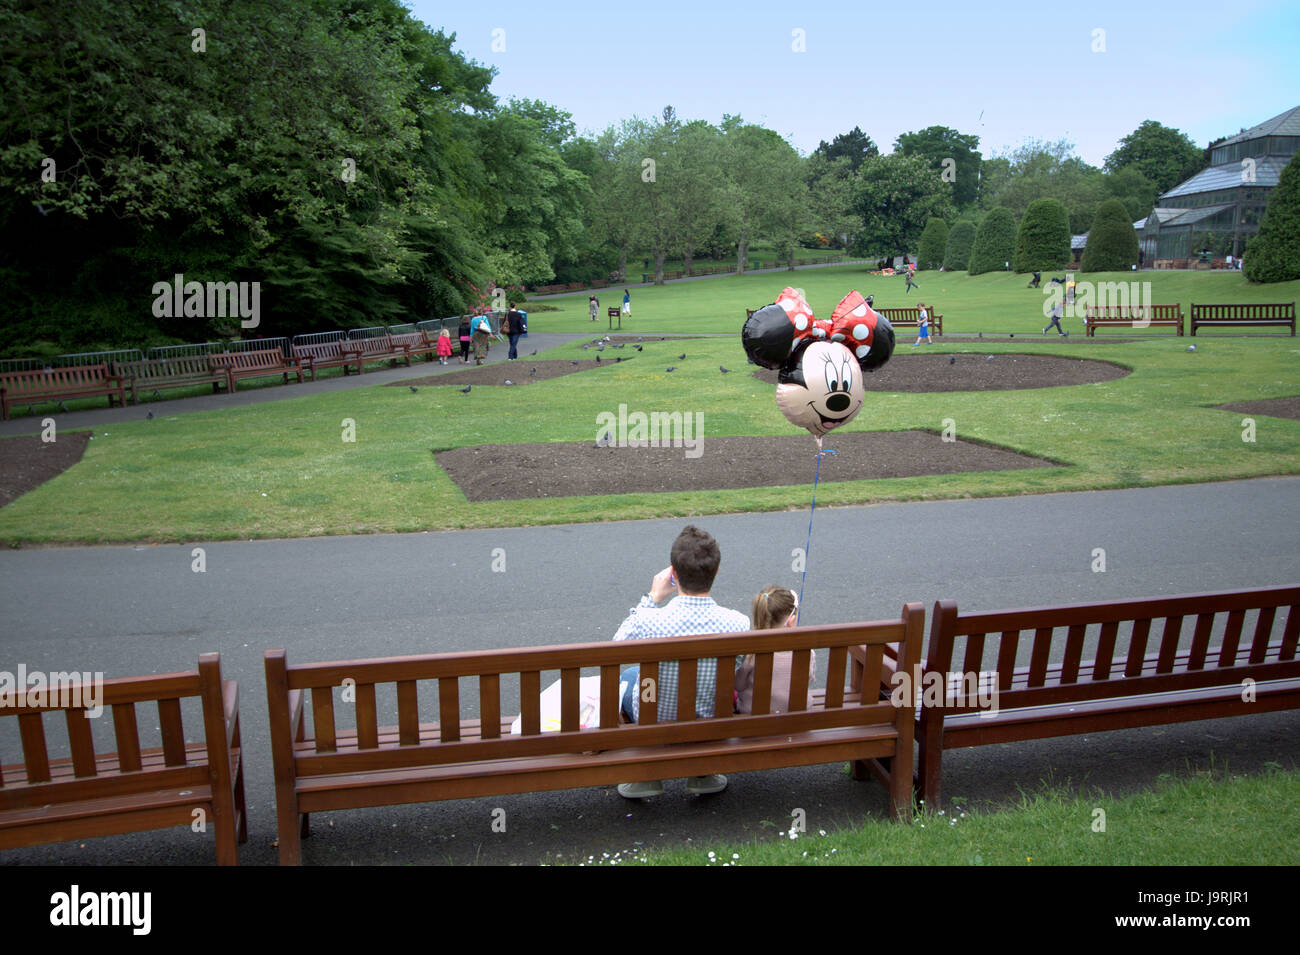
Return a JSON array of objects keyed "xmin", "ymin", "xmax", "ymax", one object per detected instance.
[
  {"xmin": 617, "ymin": 780, "xmax": 664, "ymax": 799},
  {"xmin": 685, "ymin": 774, "xmax": 727, "ymax": 795}
]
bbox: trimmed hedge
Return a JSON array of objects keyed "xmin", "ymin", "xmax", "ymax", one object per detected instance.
[
  {"xmin": 1080, "ymin": 198, "xmax": 1139, "ymax": 272},
  {"xmin": 1012, "ymin": 198, "xmax": 1071, "ymax": 272},
  {"xmin": 1244, "ymin": 155, "xmax": 1300, "ymax": 283},
  {"xmin": 942, "ymin": 220, "xmax": 976, "ymax": 272},
  {"xmin": 968, "ymin": 207, "xmax": 1016, "ymax": 275},
  {"xmin": 917, "ymin": 218, "xmax": 949, "ymax": 270}
]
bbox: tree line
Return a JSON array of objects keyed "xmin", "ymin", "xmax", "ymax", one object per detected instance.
[{"xmin": 0, "ymin": 0, "xmax": 1226, "ymax": 353}]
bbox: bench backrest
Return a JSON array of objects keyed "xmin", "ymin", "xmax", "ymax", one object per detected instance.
[
  {"xmin": 267, "ymin": 607, "xmax": 923, "ymax": 780},
  {"xmin": 922, "ymin": 586, "xmax": 1300, "ymax": 716},
  {"xmin": 0, "ymin": 364, "xmax": 112, "ymax": 396},
  {"xmin": 292, "ymin": 342, "xmax": 347, "ymax": 360},
  {"xmin": 1190, "ymin": 303, "xmax": 1295, "ymax": 320},
  {"xmin": 113, "ymin": 357, "xmax": 214, "ymax": 379},
  {"xmin": 387, "ymin": 333, "xmax": 423, "ymax": 349},
  {"xmin": 0, "ymin": 654, "xmax": 235, "ymax": 814},
  {"xmin": 345, "ymin": 336, "xmax": 395, "ymax": 356},
  {"xmin": 211, "ymin": 349, "xmax": 283, "ymax": 370},
  {"xmin": 875, "ymin": 307, "xmax": 939, "ymax": 322},
  {"xmin": 1084, "ymin": 305, "xmax": 1181, "ymax": 319}
]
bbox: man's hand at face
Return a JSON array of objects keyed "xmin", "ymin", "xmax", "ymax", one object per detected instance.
[{"xmin": 649, "ymin": 566, "xmax": 677, "ymax": 604}]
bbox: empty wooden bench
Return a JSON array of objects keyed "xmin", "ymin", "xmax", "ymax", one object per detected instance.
[
  {"xmin": 875, "ymin": 307, "xmax": 942, "ymax": 335},
  {"xmin": 291, "ymin": 341, "xmax": 363, "ymax": 380},
  {"xmin": 390, "ymin": 332, "xmax": 438, "ymax": 362},
  {"xmin": 1190, "ymin": 302, "xmax": 1295, "ymax": 336},
  {"xmin": 265, "ymin": 605, "xmax": 923, "ymax": 864},
  {"xmin": 112, "ymin": 357, "xmax": 227, "ymax": 403},
  {"xmin": 0, "ymin": 653, "xmax": 247, "ymax": 864},
  {"xmin": 210, "ymin": 348, "xmax": 304, "ymax": 391},
  {"xmin": 915, "ymin": 585, "xmax": 1300, "ymax": 808},
  {"xmin": 1084, "ymin": 304, "xmax": 1184, "ymax": 335},
  {"xmin": 341, "ymin": 335, "xmax": 413, "ymax": 371},
  {"xmin": 0, "ymin": 364, "xmax": 126, "ymax": 420}
]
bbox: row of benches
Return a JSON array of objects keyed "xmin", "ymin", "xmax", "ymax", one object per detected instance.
[
  {"xmin": 1083, "ymin": 302, "xmax": 1295, "ymax": 336},
  {"xmin": 0, "ymin": 332, "xmax": 448, "ymax": 418},
  {"xmin": 3, "ymin": 584, "xmax": 1295, "ymax": 865}
]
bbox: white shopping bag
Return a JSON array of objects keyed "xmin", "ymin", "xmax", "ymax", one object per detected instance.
[{"xmin": 509, "ymin": 675, "xmax": 623, "ymax": 734}]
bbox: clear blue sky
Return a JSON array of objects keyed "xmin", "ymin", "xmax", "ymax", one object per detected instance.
[{"xmin": 406, "ymin": 0, "xmax": 1300, "ymax": 166}]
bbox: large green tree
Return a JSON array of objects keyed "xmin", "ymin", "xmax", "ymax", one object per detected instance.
[
  {"xmin": 895, "ymin": 126, "xmax": 982, "ymax": 208},
  {"xmin": 942, "ymin": 220, "xmax": 977, "ymax": 271},
  {"xmin": 1080, "ymin": 199, "xmax": 1139, "ymax": 272},
  {"xmin": 1012, "ymin": 198, "xmax": 1071, "ymax": 272},
  {"xmin": 1104, "ymin": 120, "xmax": 1205, "ymax": 194},
  {"xmin": 916, "ymin": 218, "xmax": 949, "ymax": 271},
  {"xmin": 1244, "ymin": 156, "xmax": 1300, "ymax": 283},
  {"xmin": 719, "ymin": 117, "xmax": 805, "ymax": 274},
  {"xmin": 813, "ymin": 126, "xmax": 878, "ymax": 173},
  {"xmin": 851, "ymin": 154, "xmax": 955, "ymax": 258},
  {"xmin": 967, "ymin": 207, "xmax": 1017, "ymax": 275}
]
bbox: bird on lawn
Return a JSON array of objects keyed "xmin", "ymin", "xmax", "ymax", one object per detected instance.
[
  {"xmin": 459, "ymin": 385, "xmax": 472, "ymax": 393},
  {"xmin": 596, "ymin": 355, "xmax": 601, "ymax": 362},
  {"xmin": 719, "ymin": 366, "xmax": 730, "ymax": 373},
  {"xmin": 146, "ymin": 411, "xmax": 153, "ymax": 420},
  {"xmin": 530, "ymin": 367, "xmax": 537, "ymax": 376},
  {"xmin": 633, "ymin": 344, "xmax": 642, "ymax": 351},
  {"xmin": 986, "ymin": 355, "xmax": 994, "ymax": 361},
  {"xmin": 529, "ymin": 349, "xmax": 537, "ymax": 356},
  {"xmin": 569, "ymin": 360, "xmax": 580, "ymax": 366},
  {"xmin": 615, "ymin": 356, "xmax": 622, "ymax": 362},
  {"xmin": 978, "ymin": 332, "xmax": 983, "ymax": 340},
  {"xmin": 504, "ymin": 379, "xmax": 514, "ymax": 386},
  {"xmin": 949, "ymin": 357, "xmax": 956, "ymax": 365},
  {"xmin": 665, "ymin": 366, "xmax": 676, "ymax": 372},
  {"xmin": 409, "ymin": 386, "xmax": 418, "ymax": 393},
  {"xmin": 595, "ymin": 431, "xmax": 613, "ymax": 448},
  {"xmin": 677, "ymin": 353, "xmax": 687, "ymax": 359}
]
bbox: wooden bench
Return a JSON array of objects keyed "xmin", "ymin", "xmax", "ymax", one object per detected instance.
[
  {"xmin": 390, "ymin": 331, "xmax": 438, "ymax": 362},
  {"xmin": 292, "ymin": 341, "xmax": 364, "ymax": 380},
  {"xmin": 1190, "ymin": 302, "xmax": 1295, "ymax": 336},
  {"xmin": 915, "ymin": 585, "xmax": 1300, "ymax": 808},
  {"xmin": 0, "ymin": 653, "xmax": 247, "ymax": 864},
  {"xmin": 210, "ymin": 348, "xmax": 304, "ymax": 391},
  {"xmin": 1084, "ymin": 304, "xmax": 1184, "ymax": 336},
  {"xmin": 341, "ymin": 335, "xmax": 413, "ymax": 370},
  {"xmin": 875, "ymin": 307, "xmax": 942, "ymax": 336},
  {"xmin": 0, "ymin": 364, "xmax": 126, "ymax": 420},
  {"xmin": 112, "ymin": 357, "xmax": 227, "ymax": 403},
  {"xmin": 265, "ymin": 605, "xmax": 923, "ymax": 864}
]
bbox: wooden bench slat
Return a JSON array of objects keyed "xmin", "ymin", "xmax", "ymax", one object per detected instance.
[
  {"xmin": 1155, "ymin": 615, "xmax": 1183, "ymax": 674},
  {"xmin": 438, "ymin": 678, "xmax": 460, "ymax": 743},
  {"xmin": 1027, "ymin": 627, "xmax": 1052, "ymax": 687},
  {"xmin": 1217, "ymin": 609, "xmax": 1245, "ymax": 668},
  {"xmin": 788, "ymin": 649, "xmax": 811, "ymax": 711},
  {"xmin": 749, "ymin": 653, "xmax": 772, "ymax": 716},
  {"xmin": 1249, "ymin": 607, "xmax": 1277, "ymax": 665},
  {"xmin": 397, "ymin": 680, "xmax": 419, "ymax": 745},
  {"xmin": 18, "ymin": 714, "xmax": 50, "ymax": 783},
  {"xmin": 520, "ymin": 671, "xmax": 541, "ymax": 735},
  {"xmin": 355, "ymin": 683, "xmax": 379, "ymax": 750},
  {"xmin": 312, "ymin": 687, "xmax": 337, "ymax": 753},
  {"xmin": 111, "ymin": 703, "xmax": 142, "ymax": 773},
  {"xmin": 713, "ymin": 659, "xmax": 733, "ymax": 719},
  {"xmin": 824, "ymin": 646, "xmax": 846, "ymax": 708},
  {"xmin": 676, "ymin": 659, "xmax": 697, "ymax": 721},
  {"xmin": 637, "ymin": 662, "xmax": 658, "ymax": 725},
  {"xmin": 1188, "ymin": 612, "xmax": 1214, "ymax": 670},
  {"xmin": 158, "ymin": 698, "xmax": 187, "ymax": 766},
  {"xmin": 1124, "ymin": 617, "xmax": 1152, "ymax": 677},
  {"xmin": 65, "ymin": 709, "xmax": 97, "ymax": 778},
  {"xmin": 480, "ymin": 675, "xmax": 501, "ymax": 740}
]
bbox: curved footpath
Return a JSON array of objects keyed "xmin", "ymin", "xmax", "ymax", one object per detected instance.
[{"xmin": 1, "ymin": 477, "xmax": 1297, "ymax": 866}]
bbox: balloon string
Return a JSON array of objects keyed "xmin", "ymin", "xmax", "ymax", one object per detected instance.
[{"xmin": 797, "ymin": 447, "xmax": 836, "ymax": 625}]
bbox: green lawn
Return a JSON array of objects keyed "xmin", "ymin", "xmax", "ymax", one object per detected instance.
[
  {"xmin": 2, "ymin": 269, "xmax": 1297, "ymax": 544},
  {"xmin": 593, "ymin": 765, "xmax": 1300, "ymax": 866}
]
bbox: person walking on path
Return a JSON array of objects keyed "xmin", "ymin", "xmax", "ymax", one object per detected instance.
[
  {"xmin": 436, "ymin": 328, "xmax": 453, "ymax": 365},
  {"xmin": 905, "ymin": 271, "xmax": 919, "ymax": 294},
  {"xmin": 504, "ymin": 303, "xmax": 526, "ymax": 360},
  {"xmin": 621, "ymin": 289, "xmax": 631, "ymax": 317},
  {"xmin": 470, "ymin": 313, "xmax": 493, "ymax": 365},
  {"xmin": 589, "ymin": 295, "xmax": 599, "ymax": 322},
  {"xmin": 912, "ymin": 303, "xmax": 932, "ymax": 345},
  {"xmin": 1044, "ymin": 300, "xmax": 1067, "ymax": 336},
  {"xmin": 457, "ymin": 316, "xmax": 472, "ymax": 363}
]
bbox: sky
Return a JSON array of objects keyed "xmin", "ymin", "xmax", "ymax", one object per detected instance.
[{"xmin": 406, "ymin": 0, "xmax": 1300, "ymax": 167}]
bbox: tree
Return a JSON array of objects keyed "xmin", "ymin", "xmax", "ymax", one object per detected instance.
[
  {"xmin": 942, "ymin": 220, "xmax": 977, "ymax": 271},
  {"xmin": 1103, "ymin": 166, "xmax": 1159, "ymax": 224},
  {"xmin": 986, "ymin": 140, "xmax": 1106, "ymax": 233},
  {"xmin": 1104, "ymin": 120, "xmax": 1205, "ymax": 194},
  {"xmin": 967, "ymin": 207, "xmax": 1016, "ymax": 275},
  {"xmin": 1012, "ymin": 198, "xmax": 1070, "ymax": 272},
  {"xmin": 851, "ymin": 154, "xmax": 955, "ymax": 258},
  {"xmin": 804, "ymin": 152, "xmax": 859, "ymax": 253},
  {"xmin": 1244, "ymin": 156, "xmax": 1300, "ymax": 283},
  {"xmin": 895, "ymin": 126, "xmax": 982, "ymax": 208},
  {"xmin": 917, "ymin": 218, "xmax": 949, "ymax": 270},
  {"xmin": 1080, "ymin": 199, "xmax": 1139, "ymax": 272},
  {"xmin": 813, "ymin": 126, "xmax": 878, "ymax": 173},
  {"xmin": 719, "ymin": 117, "xmax": 805, "ymax": 274}
]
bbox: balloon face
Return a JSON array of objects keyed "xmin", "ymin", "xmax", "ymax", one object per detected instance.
[{"xmin": 774, "ymin": 340, "xmax": 865, "ymax": 439}]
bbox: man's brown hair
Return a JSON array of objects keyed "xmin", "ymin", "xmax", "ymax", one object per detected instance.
[{"xmin": 670, "ymin": 525, "xmax": 721, "ymax": 594}]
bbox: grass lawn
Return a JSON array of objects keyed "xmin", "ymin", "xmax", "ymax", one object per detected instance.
[
  {"xmin": 594, "ymin": 765, "xmax": 1300, "ymax": 866},
  {"xmin": 1, "ymin": 269, "xmax": 1297, "ymax": 544}
]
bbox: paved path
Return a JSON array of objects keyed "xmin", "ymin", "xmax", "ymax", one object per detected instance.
[{"xmin": 2, "ymin": 478, "xmax": 1297, "ymax": 865}]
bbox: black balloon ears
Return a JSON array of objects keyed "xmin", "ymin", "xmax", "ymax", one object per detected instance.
[{"xmin": 742, "ymin": 304, "xmax": 795, "ymax": 369}]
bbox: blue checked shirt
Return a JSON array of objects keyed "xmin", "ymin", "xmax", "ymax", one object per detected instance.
[{"xmin": 613, "ymin": 594, "xmax": 750, "ymax": 720}]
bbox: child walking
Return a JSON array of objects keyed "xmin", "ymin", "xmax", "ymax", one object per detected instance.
[
  {"xmin": 912, "ymin": 303, "xmax": 932, "ymax": 345},
  {"xmin": 436, "ymin": 327, "xmax": 453, "ymax": 364}
]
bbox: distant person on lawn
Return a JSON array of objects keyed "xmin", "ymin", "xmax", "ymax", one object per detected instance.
[
  {"xmin": 622, "ymin": 289, "xmax": 631, "ymax": 316},
  {"xmin": 589, "ymin": 295, "xmax": 599, "ymax": 322},
  {"xmin": 613, "ymin": 525, "xmax": 749, "ymax": 799}
]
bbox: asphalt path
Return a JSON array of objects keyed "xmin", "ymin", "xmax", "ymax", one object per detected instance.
[{"xmin": 2, "ymin": 477, "xmax": 1298, "ymax": 866}]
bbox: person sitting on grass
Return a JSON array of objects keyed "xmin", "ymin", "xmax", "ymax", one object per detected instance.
[
  {"xmin": 614, "ymin": 525, "xmax": 749, "ymax": 799},
  {"xmin": 734, "ymin": 587, "xmax": 815, "ymax": 715}
]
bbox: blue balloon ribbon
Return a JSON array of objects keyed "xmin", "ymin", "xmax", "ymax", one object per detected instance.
[{"xmin": 796, "ymin": 446, "xmax": 836, "ymax": 625}]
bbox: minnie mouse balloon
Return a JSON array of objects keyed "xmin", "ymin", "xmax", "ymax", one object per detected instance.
[{"xmin": 775, "ymin": 340, "xmax": 865, "ymax": 443}]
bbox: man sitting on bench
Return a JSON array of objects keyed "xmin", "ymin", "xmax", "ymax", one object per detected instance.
[{"xmin": 613, "ymin": 525, "xmax": 750, "ymax": 798}]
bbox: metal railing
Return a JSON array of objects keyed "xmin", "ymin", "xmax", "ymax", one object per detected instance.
[
  {"xmin": 1, "ymin": 349, "xmax": 145, "ymax": 373},
  {"xmin": 291, "ymin": 330, "xmax": 347, "ymax": 347},
  {"xmin": 347, "ymin": 325, "xmax": 390, "ymax": 340}
]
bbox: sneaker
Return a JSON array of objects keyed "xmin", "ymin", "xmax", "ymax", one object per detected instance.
[
  {"xmin": 617, "ymin": 780, "xmax": 664, "ymax": 799},
  {"xmin": 685, "ymin": 774, "xmax": 728, "ymax": 795},
  {"xmin": 912, "ymin": 342, "xmax": 920, "ymax": 347}
]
